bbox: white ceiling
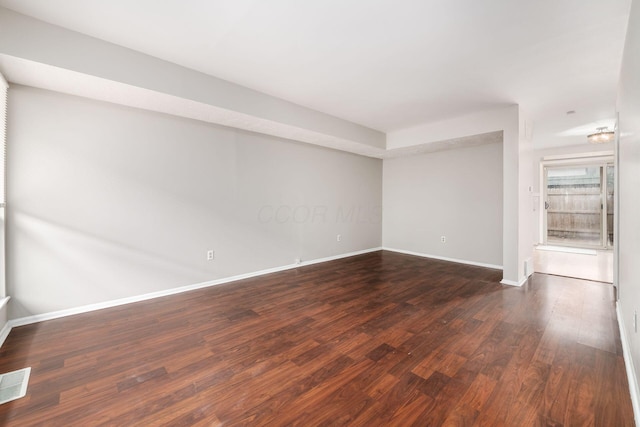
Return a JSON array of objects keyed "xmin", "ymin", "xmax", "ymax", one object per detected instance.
[{"xmin": 0, "ymin": 0, "xmax": 631, "ymax": 149}]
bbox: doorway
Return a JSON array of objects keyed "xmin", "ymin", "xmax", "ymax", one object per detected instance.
[
  {"xmin": 543, "ymin": 161, "xmax": 614, "ymax": 249},
  {"xmin": 535, "ymin": 155, "xmax": 614, "ymax": 284}
]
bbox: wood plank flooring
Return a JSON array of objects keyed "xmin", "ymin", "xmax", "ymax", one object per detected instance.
[{"xmin": 0, "ymin": 251, "xmax": 634, "ymax": 426}]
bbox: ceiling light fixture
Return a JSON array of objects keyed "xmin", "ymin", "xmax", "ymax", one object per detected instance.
[{"xmin": 587, "ymin": 127, "xmax": 615, "ymax": 144}]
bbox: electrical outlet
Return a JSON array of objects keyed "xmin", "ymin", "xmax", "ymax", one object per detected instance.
[
  {"xmin": 635, "ymin": 310, "xmax": 637, "ymax": 333},
  {"xmin": 207, "ymin": 250, "xmax": 214, "ymax": 261},
  {"xmin": 295, "ymin": 258, "xmax": 301, "ymax": 265},
  {"xmin": 337, "ymin": 234, "xmax": 341, "ymax": 242},
  {"xmin": 440, "ymin": 236, "xmax": 446, "ymax": 243}
]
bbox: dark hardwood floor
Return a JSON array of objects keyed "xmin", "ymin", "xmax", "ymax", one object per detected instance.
[{"xmin": 0, "ymin": 251, "xmax": 634, "ymax": 426}]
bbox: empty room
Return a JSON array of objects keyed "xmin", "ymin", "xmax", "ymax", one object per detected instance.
[{"xmin": 0, "ymin": 1, "xmax": 639, "ymax": 426}]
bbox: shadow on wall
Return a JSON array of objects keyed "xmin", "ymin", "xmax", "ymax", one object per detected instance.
[
  {"xmin": 6, "ymin": 86, "xmax": 383, "ymax": 321},
  {"xmin": 7, "ymin": 211, "xmax": 216, "ymax": 319}
]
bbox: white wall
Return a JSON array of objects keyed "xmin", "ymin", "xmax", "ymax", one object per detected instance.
[
  {"xmin": 518, "ymin": 113, "xmax": 535, "ymax": 279},
  {"xmin": 6, "ymin": 86, "xmax": 382, "ymax": 319},
  {"xmin": 617, "ymin": 0, "xmax": 640, "ymax": 418},
  {"xmin": 0, "ymin": 6, "xmax": 532, "ymax": 285},
  {"xmin": 0, "ymin": 7, "xmax": 386, "ymax": 156},
  {"xmin": 383, "ymin": 142, "xmax": 503, "ymax": 267},
  {"xmin": 386, "ymin": 105, "xmax": 526, "ymax": 284}
]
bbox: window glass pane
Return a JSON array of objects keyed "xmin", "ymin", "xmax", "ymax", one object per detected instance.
[{"xmin": 546, "ymin": 166, "xmax": 602, "ymax": 246}]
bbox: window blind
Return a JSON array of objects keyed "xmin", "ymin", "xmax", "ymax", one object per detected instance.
[
  {"xmin": 0, "ymin": 72, "xmax": 6, "ymax": 298},
  {"xmin": 0, "ymin": 72, "xmax": 6, "ymax": 206}
]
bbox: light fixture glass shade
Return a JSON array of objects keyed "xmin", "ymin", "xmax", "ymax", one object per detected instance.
[{"xmin": 587, "ymin": 127, "xmax": 615, "ymax": 144}]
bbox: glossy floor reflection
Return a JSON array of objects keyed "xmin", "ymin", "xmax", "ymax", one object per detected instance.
[{"xmin": 0, "ymin": 251, "xmax": 632, "ymax": 425}]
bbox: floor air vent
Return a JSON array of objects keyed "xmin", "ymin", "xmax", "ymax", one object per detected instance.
[{"xmin": 0, "ymin": 367, "xmax": 31, "ymax": 405}]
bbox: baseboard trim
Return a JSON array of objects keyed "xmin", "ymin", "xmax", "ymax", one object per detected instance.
[
  {"xmin": 499, "ymin": 277, "xmax": 528, "ymax": 287},
  {"xmin": 0, "ymin": 320, "xmax": 11, "ymax": 348},
  {"xmin": 617, "ymin": 302, "xmax": 640, "ymax": 426},
  {"xmin": 382, "ymin": 247, "xmax": 503, "ymax": 270},
  {"xmin": 6, "ymin": 247, "xmax": 383, "ymax": 330},
  {"xmin": 297, "ymin": 247, "xmax": 382, "ymax": 267},
  {"xmin": 0, "ymin": 296, "xmax": 10, "ymax": 347}
]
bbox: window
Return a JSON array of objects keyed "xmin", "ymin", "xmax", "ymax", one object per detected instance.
[{"xmin": 0, "ymin": 72, "xmax": 7, "ymax": 299}]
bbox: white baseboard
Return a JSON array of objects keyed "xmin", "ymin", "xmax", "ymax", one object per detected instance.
[
  {"xmin": 5, "ymin": 247, "xmax": 383, "ymax": 330},
  {"xmin": 297, "ymin": 247, "xmax": 382, "ymax": 267},
  {"xmin": 382, "ymin": 247, "xmax": 503, "ymax": 271},
  {"xmin": 0, "ymin": 296, "xmax": 10, "ymax": 347},
  {"xmin": 499, "ymin": 276, "xmax": 528, "ymax": 287},
  {"xmin": 0, "ymin": 320, "xmax": 11, "ymax": 348},
  {"xmin": 617, "ymin": 303, "xmax": 640, "ymax": 426}
]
